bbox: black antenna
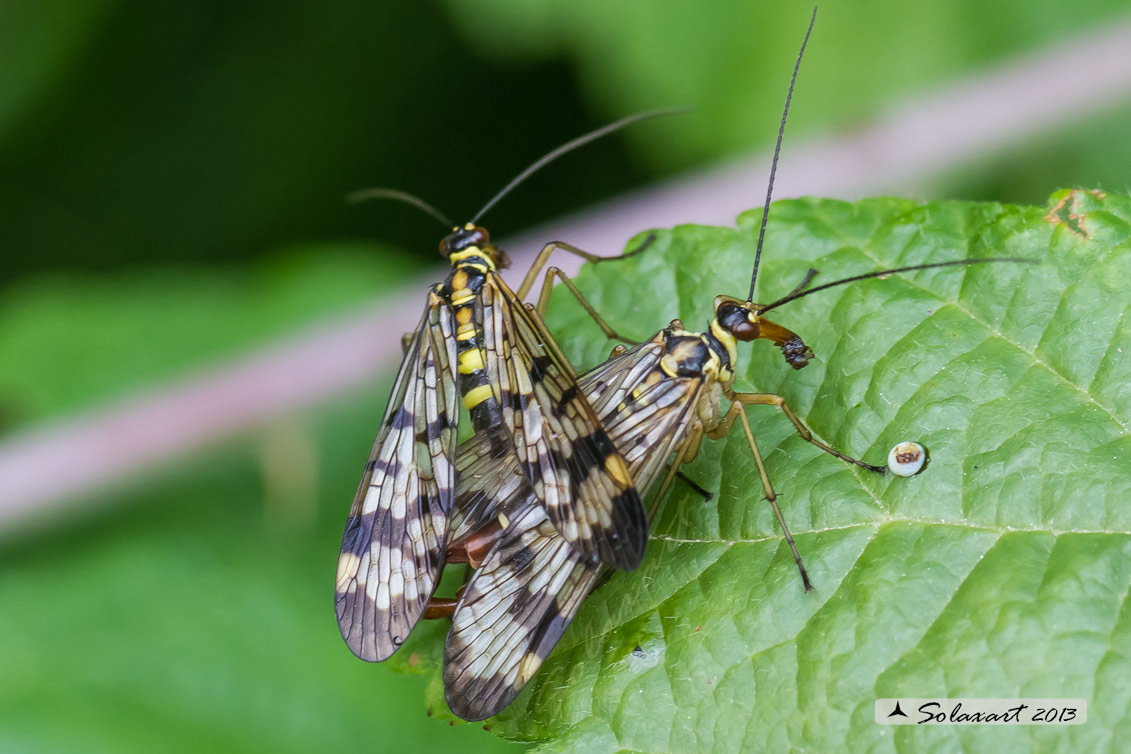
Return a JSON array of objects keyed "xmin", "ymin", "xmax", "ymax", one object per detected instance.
[
  {"xmin": 747, "ymin": 7, "xmax": 817, "ymax": 303},
  {"xmin": 469, "ymin": 107, "xmax": 689, "ymax": 225},
  {"xmin": 347, "ymin": 187, "xmax": 454, "ymax": 227},
  {"xmin": 759, "ymin": 257, "xmax": 1037, "ymax": 314}
]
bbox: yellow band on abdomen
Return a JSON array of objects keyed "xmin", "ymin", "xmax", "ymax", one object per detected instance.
[
  {"xmin": 462, "ymin": 384, "xmax": 494, "ymax": 411},
  {"xmin": 458, "ymin": 348, "xmax": 486, "ymax": 375}
]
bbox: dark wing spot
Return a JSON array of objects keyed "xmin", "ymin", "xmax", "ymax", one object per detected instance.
[
  {"xmin": 585, "ymin": 430, "xmax": 617, "ymax": 461},
  {"xmin": 529, "ymin": 354, "xmax": 554, "ymax": 383},
  {"xmin": 559, "ymin": 384, "xmax": 579, "ymax": 407},
  {"xmin": 510, "ymin": 546, "xmax": 536, "ymax": 572},
  {"xmin": 389, "ymin": 407, "xmax": 415, "ymax": 430}
]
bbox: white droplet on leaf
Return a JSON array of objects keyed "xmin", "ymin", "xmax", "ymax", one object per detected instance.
[{"xmin": 888, "ymin": 441, "xmax": 926, "ymax": 477}]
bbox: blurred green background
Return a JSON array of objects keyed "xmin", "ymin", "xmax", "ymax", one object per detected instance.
[{"xmin": 2, "ymin": 1, "xmax": 1130, "ymax": 751}]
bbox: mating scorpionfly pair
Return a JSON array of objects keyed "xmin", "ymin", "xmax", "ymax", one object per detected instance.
[{"xmin": 334, "ymin": 9, "xmax": 1029, "ymax": 720}]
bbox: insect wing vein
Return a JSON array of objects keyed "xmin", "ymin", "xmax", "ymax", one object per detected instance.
[
  {"xmin": 335, "ymin": 295, "xmax": 457, "ymax": 661},
  {"xmin": 450, "ymin": 338, "xmax": 664, "ymax": 545},
  {"xmin": 443, "ymin": 337, "xmax": 703, "ymax": 719},
  {"xmin": 485, "ymin": 278, "xmax": 649, "ymax": 569},
  {"xmin": 444, "ymin": 505, "xmax": 597, "ymax": 721}
]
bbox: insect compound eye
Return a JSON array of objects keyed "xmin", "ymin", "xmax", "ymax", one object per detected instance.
[
  {"xmin": 467, "ymin": 225, "xmax": 490, "ymax": 248},
  {"xmin": 887, "ymin": 441, "xmax": 927, "ymax": 477},
  {"xmin": 438, "ymin": 229, "xmax": 459, "ymax": 257},
  {"xmin": 717, "ymin": 302, "xmax": 760, "ymax": 340},
  {"xmin": 440, "ymin": 225, "xmax": 491, "ymax": 256}
]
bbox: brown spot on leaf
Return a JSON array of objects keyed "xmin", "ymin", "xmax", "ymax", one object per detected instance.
[
  {"xmin": 1044, "ymin": 189, "xmax": 1095, "ymax": 238},
  {"xmin": 408, "ymin": 652, "xmax": 420, "ymax": 667}
]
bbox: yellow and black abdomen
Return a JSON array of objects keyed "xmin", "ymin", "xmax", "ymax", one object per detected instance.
[{"xmin": 444, "ymin": 260, "xmax": 503, "ymax": 435}]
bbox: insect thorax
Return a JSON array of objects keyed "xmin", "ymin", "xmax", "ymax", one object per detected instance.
[{"xmin": 440, "ymin": 223, "xmax": 509, "ymax": 270}]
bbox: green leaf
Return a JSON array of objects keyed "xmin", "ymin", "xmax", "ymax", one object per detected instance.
[{"xmin": 447, "ymin": 192, "xmax": 1131, "ymax": 752}]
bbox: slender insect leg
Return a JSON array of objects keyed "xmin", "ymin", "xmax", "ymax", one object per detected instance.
[
  {"xmin": 422, "ymin": 597, "xmax": 459, "ymax": 620},
  {"xmin": 522, "ymin": 301, "xmax": 584, "ymax": 381},
  {"xmin": 514, "ymin": 233, "xmax": 657, "ymax": 300},
  {"xmin": 534, "ymin": 267, "xmax": 637, "ymax": 344},
  {"xmin": 675, "ymin": 470, "xmax": 713, "ymax": 501},
  {"xmin": 590, "ymin": 567, "xmax": 616, "ymax": 592},
  {"xmin": 723, "ymin": 407, "xmax": 812, "ymax": 592},
  {"xmin": 422, "ymin": 579, "xmax": 472, "ymax": 620},
  {"xmin": 724, "ymin": 392, "xmax": 887, "ymax": 474},
  {"xmin": 446, "ymin": 518, "xmax": 506, "ymax": 569},
  {"xmin": 421, "ymin": 569, "xmax": 472, "ymax": 621},
  {"xmin": 646, "ymin": 429, "xmax": 700, "ymax": 520},
  {"xmin": 421, "ymin": 565, "xmax": 477, "ymax": 620}
]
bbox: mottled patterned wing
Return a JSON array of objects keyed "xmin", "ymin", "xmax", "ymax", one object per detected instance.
[
  {"xmin": 482, "ymin": 277, "xmax": 649, "ymax": 569},
  {"xmin": 447, "ymin": 431, "xmax": 522, "ymax": 553},
  {"xmin": 335, "ymin": 292, "xmax": 458, "ymax": 661},
  {"xmin": 448, "ymin": 337, "xmax": 666, "ymax": 548},
  {"xmin": 443, "ymin": 345, "xmax": 703, "ymax": 720},
  {"xmin": 444, "ymin": 504, "xmax": 598, "ymax": 721}
]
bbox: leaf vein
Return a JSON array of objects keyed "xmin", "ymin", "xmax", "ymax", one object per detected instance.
[
  {"xmin": 649, "ymin": 518, "xmax": 1131, "ymax": 544},
  {"xmin": 851, "ymin": 242, "xmax": 1130, "ymax": 434}
]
